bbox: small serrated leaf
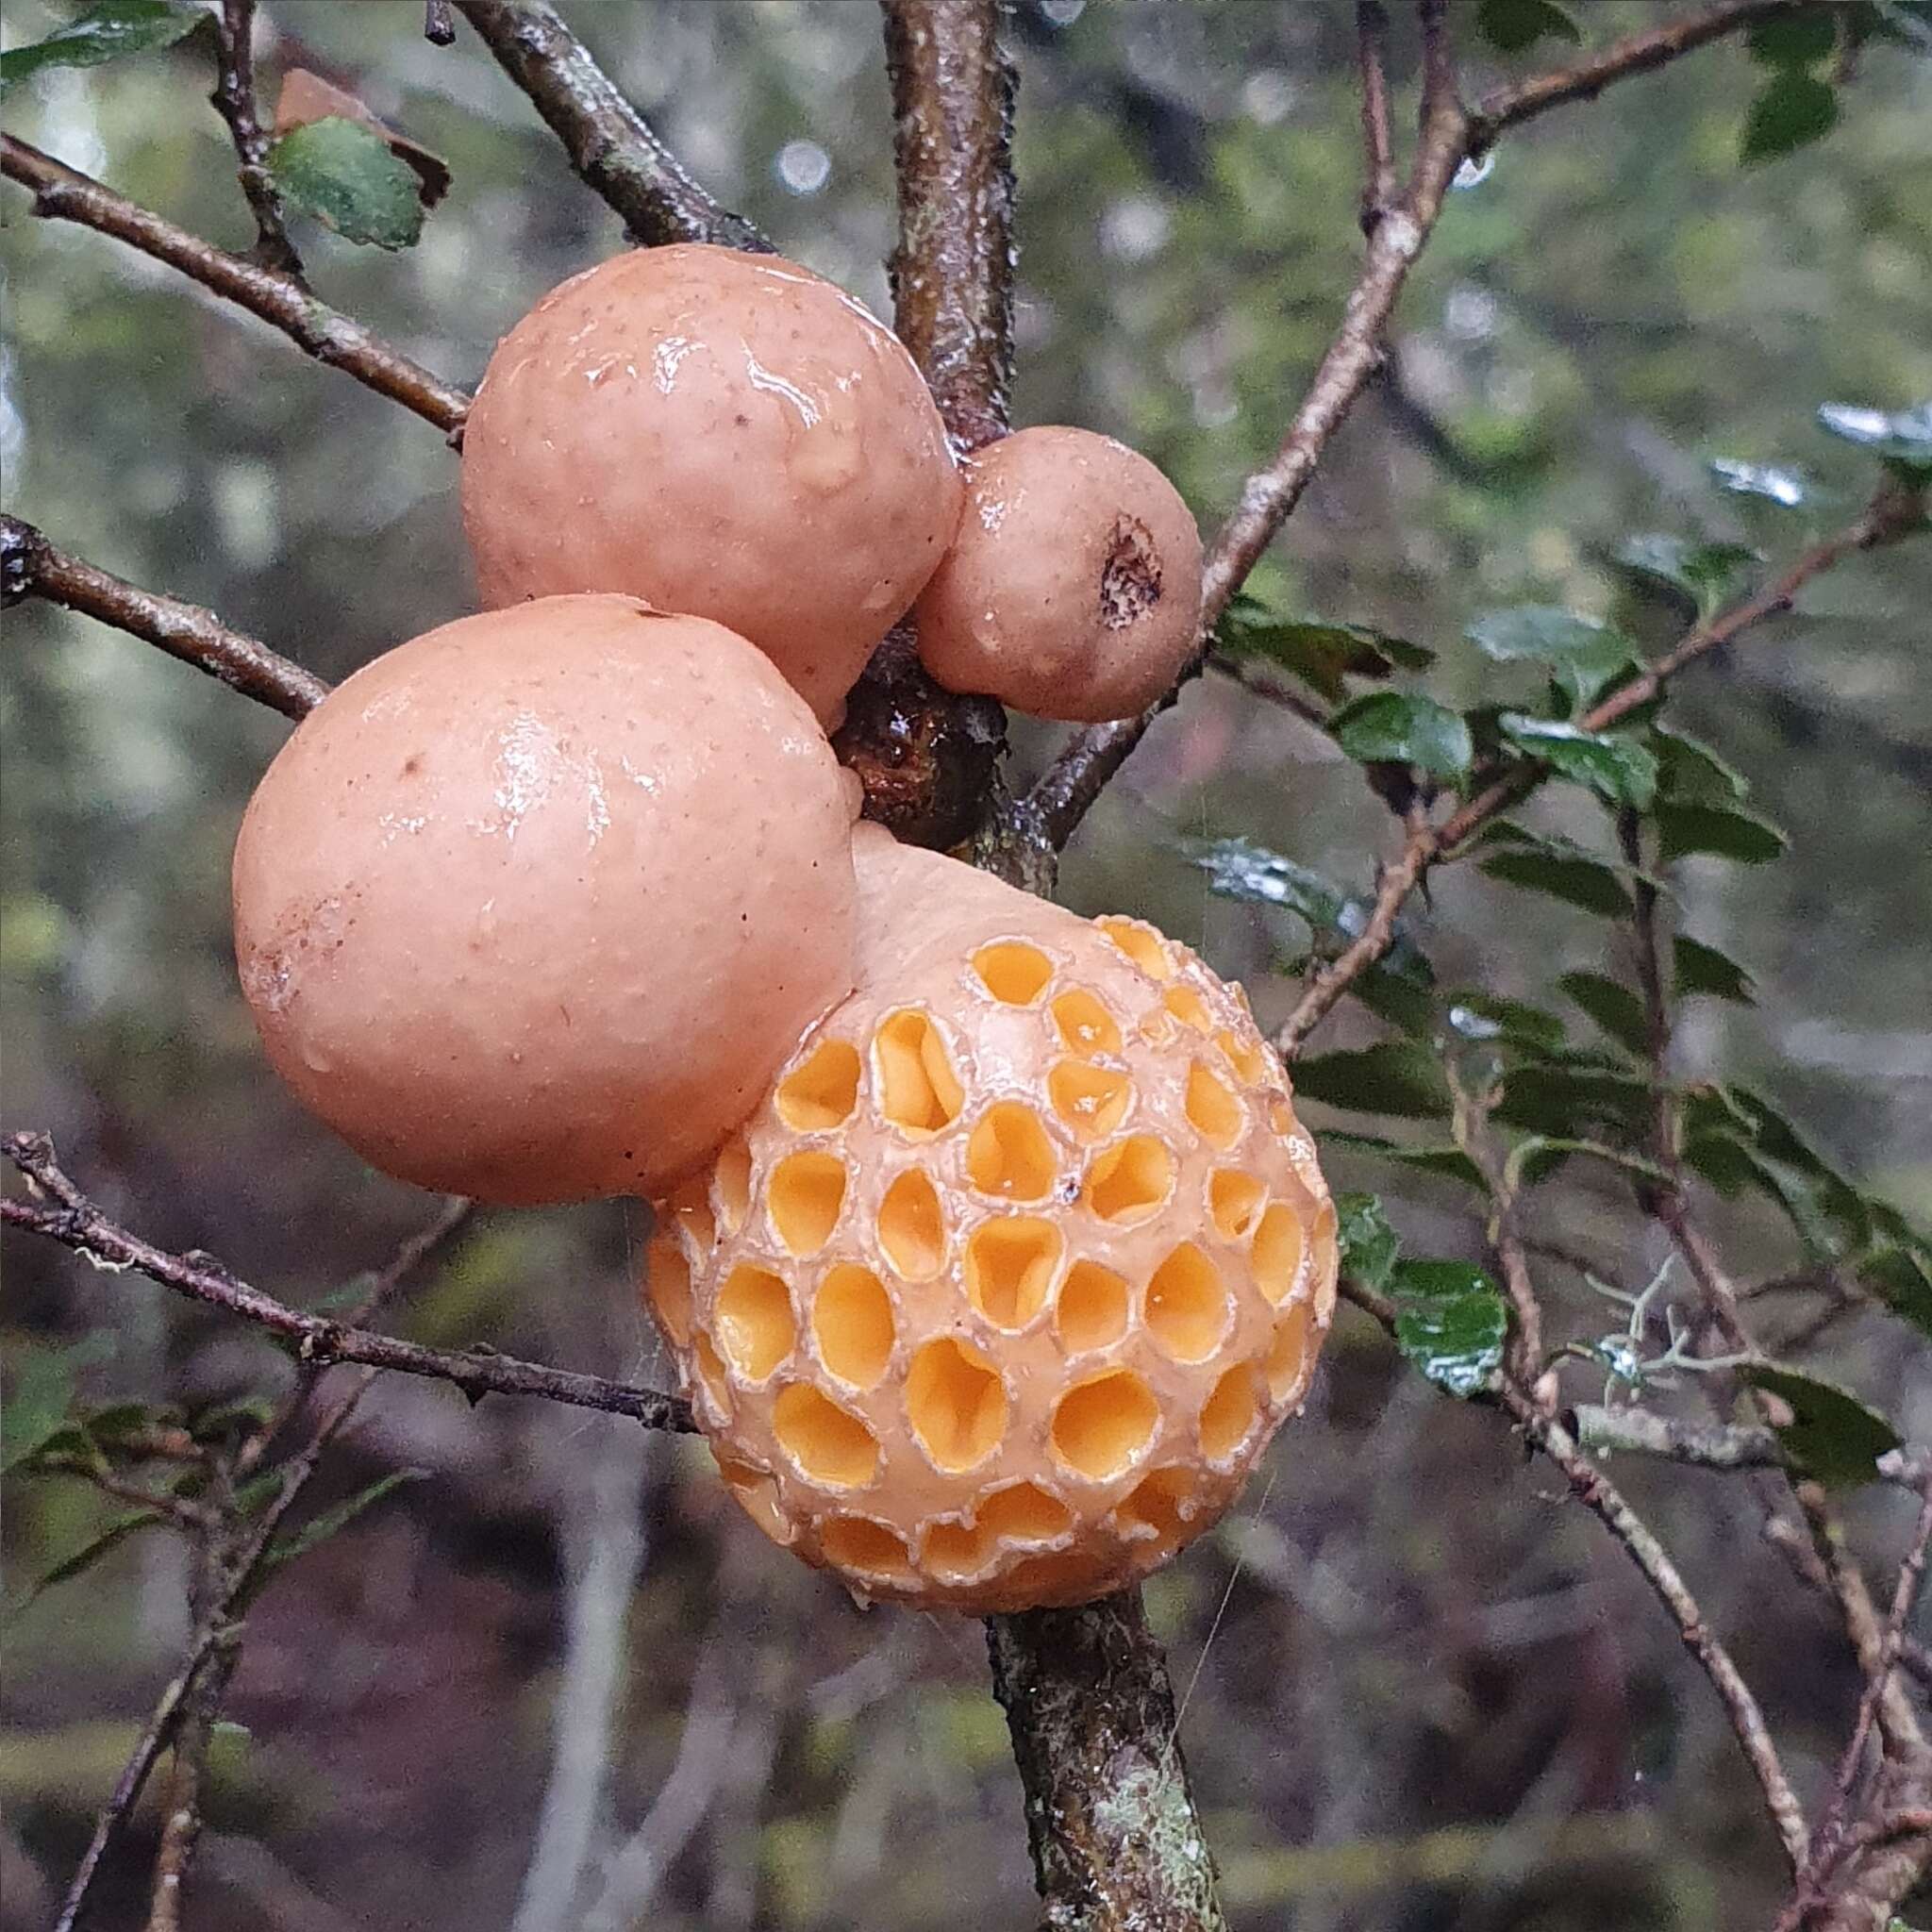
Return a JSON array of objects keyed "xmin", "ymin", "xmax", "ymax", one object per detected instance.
[
  {"xmin": 1857, "ymin": 1244, "xmax": 1932, "ymax": 1341},
  {"xmin": 264, "ymin": 1468, "xmax": 427, "ymax": 1572},
  {"xmin": 1653, "ymin": 727, "xmax": 1751, "ymax": 805},
  {"xmin": 20, "ymin": 1509, "xmax": 168, "ymax": 1606},
  {"xmin": 269, "ymin": 117, "xmax": 426, "ymax": 250},
  {"xmin": 1291, "ymin": 1042, "xmax": 1453, "ymax": 1120},
  {"xmin": 1476, "ymin": 824, "xmax": 1639, "ymax": 918},
  {"xmin": 1388, "ymin": 1260, "xmax": 1507, "ymax": 1396},
  {"xmin": 1674, "ymin": 935, "xmax": 1757, "ymax": 1004},
  {"xmin": 1709, "ymin": 458, "xmax": 1812, "ymax": 508},
  {"xmin": 1467, "ymin": 607, "xmax": 1641, "ymax": 714},
  {"xmin": 1737, "ymin": 1364, "xmax": 1900, "ymax": 1489},
  {"xmin": 1611, "ymin": 534, "xmax": 1762, "ymax": 620},
  {"xmin": 1324, "ymin": 1131, "xmax": 1487, "ymax": 1191},
  {"xmin": 1442, "ymin": 992, "xmax": 1568, "ymax": 1054},
  {"xmin": 1746, "ymin": 11, "xmax": 1840, "ymax": 64},
  {"xmin": 1335, "ymin": 1192, "xmax": 1400, "ymax": 1293},
  {"xmin": 1657, "ymin": 801, "xmax": 1789, "ymax": 864},
  {"xmin": 1329, "ymin": 691, "xmax": 1474, "ymax": 781},
  {"xmin": 0, "ymin": 0, "xmax": 208, "ymax": 96},
  {"xmin": 1217, "ymin": 598, "xmax": 1433, "ymax": 702},
  {"xmin": 1557, "ymin": 972, "xmax": 1651, "ymax": 1057},
  {"xmin": 1475, "ymin": 0, "xmax": 1583, "ymax": 53},
  {"xmin": 1491, "ymin": 1060, "xmax": 1652, "ymax": 1137},
  {"xmin": 1817, "ymin": 401, "xmax": 1932, "ymax": 475},
  {"xmin": 1500, "ymin": 714, "xmax": 1658, "ymax": 809},
  {"xmin": 1740, "ymin": 71, "xmax": 1839, "ymax": 164}
]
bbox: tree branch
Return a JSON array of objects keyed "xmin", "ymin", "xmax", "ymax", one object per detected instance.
[
  {"xmin": 1355, "ymin": 2, "xmax": 1398, "ymax": 231},
  {"xmin": 1497, "ymin": 1383, "xmax": 1811, "ymax": 1873},
  {"xmin": 3, "ymin": 1133, "xmax": 695, "ymax": 1435},
  {"xmin": 1470, "ymin": 0, "xmax": 1849, "ymax": 147},
  {"xmin": 2, "ymin": 515, "xmax": 328, "ymax": 720},
  {"xmin": 879, "ymin": 0, "xmax": 1017, "ymax": 453},
  {"xmin": 452, "ymin": 1, "xmax": 772, "ymax": 251},
  {"xmin": 1569, "ymin": 1404, "xmax": 1788, "ymax": 1472},
  {"xmin": 0, "ymin": 136, "xmax": 468, "ymax": 435},
  {"xmin": 1272, "ymin": 489, "xmax": 1922, "ymax": 1054},
  {"xmin": 208, "ymin": 0, "xmax": 305, "ymax": 278},
  {"xmin": 986, "ymin": 1593, "xmax": 1226, "ymax": 1932}
]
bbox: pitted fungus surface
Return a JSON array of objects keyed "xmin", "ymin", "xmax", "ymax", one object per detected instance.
[{"xmin": 643, "ymin": 887, "xmax": 1338, "ymax": 1613}]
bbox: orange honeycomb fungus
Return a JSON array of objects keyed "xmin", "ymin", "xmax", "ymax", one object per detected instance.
[{"xmin": 641, "ymin": 830, "xmax": 1338, "ymax": 1612}]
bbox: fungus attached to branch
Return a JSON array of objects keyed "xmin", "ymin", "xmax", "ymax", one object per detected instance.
[
  {"xmin": 460, "ymin": 244, "xmax": 964, "ymax": 724},
  {"xmin": 232, "ymin": 593, "xmax": 858, "ymax": 1204},
  {"xmin": 642, "ymin": 829, "xmax": 1339, "ymax": 1612},
  {"xmin": 914, "ymin": 425, "xmax": 1205, "ymax": 723}
]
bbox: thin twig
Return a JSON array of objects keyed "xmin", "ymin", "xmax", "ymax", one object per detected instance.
[
  {"xmin": 1416, "ymin": 0, "xmax": 1457, "ymax": 124},
  {"xmin": 1569, "ymin": 1405, "xmax": 1788, "ymax": 1474},
  {"xmin": 1471, "ymin": 0, "xmax": 1853, "ymax": 146},
  {"xmin": 1354, "ymin": 1, "xmax": 1397, "ymax": 232},
  {"xmin": 452, "ymin": 1, "xmax": 771, "ymax": 251},
  {"xmin": 56, "ymin": 1378, "xmax": 374, "ymax": 1932},
  {"xmin": 2, "ymin": 515, "xmax": 328, "ymax": 720},
  {"xmin": 0, "ymin": 137, "xmax": 468, "ymax": 435},
  {"xmin": 1272, "ymin": 491, "xmax": 1919, "ymax": 1053},
  {"xmin": 1026, "ymin": 92, "xmax": 1470, "ymax": 851},
  {"xmin": 209, "ymin": 0, "xmax": 305, "ymax": 278},
  {"xmin": 879, "ymin": 0, "xmax": 1017, "ymax": 453},
  {"xmin": 4, "ymin": 1133, "xmax": 695, "ymax": 1434},
  {"xmin": 1497, "ymin": 1384, "xmax": 1811, "ymax": 1873}
]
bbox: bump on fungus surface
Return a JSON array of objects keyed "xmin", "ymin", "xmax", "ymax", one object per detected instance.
[
  {"xmin": 460, "ymin": 244, "xmax": 962, "ymax": 723},
  {"xmin": 913, "ymin": 425, "xmax": 1205, "ymax": 723},
  {"xmin": 232, "ymin": 594, "xmax": 858, "ymax": 1204},
  {"xmin": 641, "ymin": 833, "xmax": 1339, "ymax": 1612}
]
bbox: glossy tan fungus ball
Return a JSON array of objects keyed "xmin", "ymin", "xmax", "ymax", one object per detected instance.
[
  {"xmin": 233, "ymin": 593, "xmax": 858, "ymax": 1205},
  {"xmin": 642, "ymin": 829, "xmax": 1338, "ymax": 1612},
  {"xmin": 461, "ymin": 244, "xmax": 963, "ymax": 724},
  {"xmin": 913, "ymin": 425, "xmax": 1206, "ymax": 723}
]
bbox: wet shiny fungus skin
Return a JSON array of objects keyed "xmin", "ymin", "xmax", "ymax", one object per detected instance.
[
  {"xmin": 232, "ymin": 594, "xmax": 858, "ymax": 1205},
  {"xmin": 644, "ymin": 828, "xmax": 1340, "ymax": 1613},
  {"xmin": 913, "ymin": 425, "xmax": 1205, "ymax": 724},
  {"xmin": 461, "ymin": 244, "xmax": 964, "ymax": 724}
]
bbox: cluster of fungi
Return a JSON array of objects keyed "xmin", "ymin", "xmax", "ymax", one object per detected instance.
[{"xmin": 231, "ymin": 243, "xmax": 1337, "ymax": 1611}]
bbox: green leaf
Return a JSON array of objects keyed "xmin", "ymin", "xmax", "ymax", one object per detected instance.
[
  {"xmin": 1682, "ymin": 1129, "xmax": 1759, "ymax": 1197},
  {"xmin": 0, "ymin": 0, "xmax": 207, "ymax": 95},
  {"xmin": 1611, "ymin": 535, "xmax": 1762, "ymax": 619},
  {"xmin": 1499, "ymin": 714, "xmax": 1659, "ymax": 809},
  {"xmin": 1674, "ymin": 935, "xmax": 1757, "ymax": 1004},
  {"xmin": 264, "ymin": 1469, "xmax": 427, "ymax": 1572},
  {"xmin": 1730, "ymin": 1090, "xmax": 1871, "ymax": 1258},
  {"xmin": 1737, "ymin": 1365, "xmax": 1900, "ymax": 1489},
  {"xmin": 1329, "ymin": 691, "xmax": 1474, "ymax": 781},
  {"xmin": 1475, "ymin": 0, "xmax": 1583, "ymax": 53},
  {"xmin": 1740, "ymin": 71, "xmax": 1839, "ymax": 164},
  {"xmin": 1351, "ymin": 962, "xmax": 1441, "ymax": 1036},
  {"xmin": 1857, "ymin": 1244, "xmax": 1932, "ymax": 1341},
  {"xmin": 1323, "ymin": 1131, "xmax": 1486, "ymax": 1191},
  {"xmin": 1657, "ymin": 801, "xmax": 1788, "ymax": 864},
  {"xmin": 1335, "ymin": 1191, "xmax": 1399, "ymax": 1292},
  {"xmin": 1467, "ymin": 607, "xmax": 1640, "ymax": 713},
  {"xmin": 1442, "ymin": 992, "xmax": 1568, "ymax": 1054},
  {"xmin": 1817, "ymin": 401, "xmax": 1932, "ymax": 476},
  {"xmin": 1708, "ymin": 458, "xmax": 1811, "ymax": 508},
  {"xmin": 1492, "ymin": 1060, "xmax": 1652, "ymax": 1137},
  {"xmin": 1746, "ymin": 11, "xmax": 1840, "ymax": 64},
  {"xmin": 1557, "ymin": 972, "xmax": 1651, "ymax": 1057},
  {"xmin": 1, "ymin": 1335, "xmax": 114, "ymax": 1474},
  {"xmin": 1216, "ymin": 597, "xmax": 1432, "ymax": 702},
  {"xmin": 268, "ymin": 117, "xmax": 426, "ymax": 250},
  {"xmin": 1190, "ymin": 838, "xmax": 1347, "ymax": 932},
  {"xmin": 20, "ymin": 1508, "xmax": 168, "ymax": 1606},
  {"xmin": 1388, "ymin": 1260, "xmax": 1507, "ymax": 1397},
  {"xmin": 1508, "ymin": 1136, "xmax": 1671, "ymax": 1189},
  {"xmin": 1291, "ymin": 1041, "xmax": 1453, "ymax": 1120},
  {"xmin": 1653, "ymin": 728, "xmax": 1751, "ymax": 805},
  {"xmin": 1478, "ymin": 827, "xmax": 1637, "ymax": 918}
]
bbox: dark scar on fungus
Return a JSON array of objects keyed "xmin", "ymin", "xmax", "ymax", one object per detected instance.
[{"xmin": 1097, "ymin": 515, "xmax": 1162, "ymax": 629}]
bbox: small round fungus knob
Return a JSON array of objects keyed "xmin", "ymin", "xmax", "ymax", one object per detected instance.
[
  {"xmin": 643, "ymin": 832, "xmax": 1338, "ymax": 1612},
  {"xmin": 232, "ymin": 594, "xmax": 858, "ymax": 1204},
  {"xmin": 461, "ymin": 243, "xmax": 964, "ymax": 723},
  {"xmin": 913, "ymin": 425, "xmax": 1205, "ymax": 723}
]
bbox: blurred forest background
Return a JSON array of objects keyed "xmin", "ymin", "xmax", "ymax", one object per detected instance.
[{"xmin": 3, "ymin": 3, "xmax": 1930, "ymax": 1929}]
